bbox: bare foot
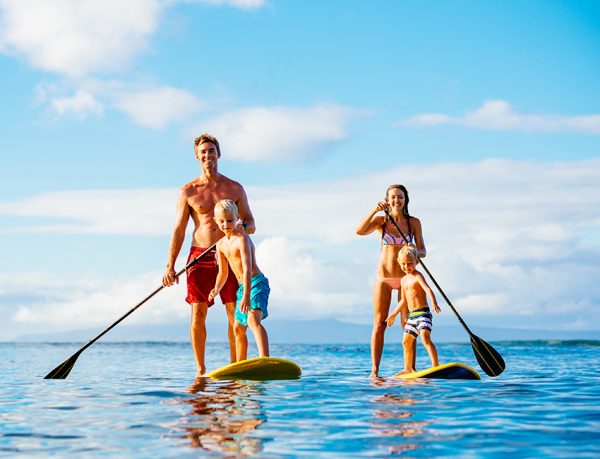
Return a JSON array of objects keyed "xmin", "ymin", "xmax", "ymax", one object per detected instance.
[
  {"xmin": 195, "ymin": 367, "xmax": 206, "ymax": 379},
  {"xmin": 398, "ymin": 368, "xmax": 415, "ymax": 375}
]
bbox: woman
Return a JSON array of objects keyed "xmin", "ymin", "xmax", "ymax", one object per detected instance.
[{"xmin": 356, "ymin": 184, "xmax": 427, "ymax": 378}]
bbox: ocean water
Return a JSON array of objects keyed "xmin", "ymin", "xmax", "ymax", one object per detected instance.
[{"xmin": 1, "ymin": 340, "xmax": 598, "ymax": 458}]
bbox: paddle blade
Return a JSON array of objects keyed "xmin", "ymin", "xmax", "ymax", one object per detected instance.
[
  {"xmin": 470, "ymin": 335, "xmax": 505, "ymax": 377},
  {"xmin": 44, "ymin": 353, "xmax": 80, "ymax": 379}
]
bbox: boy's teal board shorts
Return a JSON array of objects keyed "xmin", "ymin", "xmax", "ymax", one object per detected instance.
[{"xmin": 234, "ymin": 273, "xmax": 270, "ymax": 327}]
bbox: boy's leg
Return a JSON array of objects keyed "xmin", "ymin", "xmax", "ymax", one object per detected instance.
[
  {"xmin": 190, "ymin": 302, "xmax": 209, "ymax": 376},
  {"xmin": 419, "ymin": 329, "xmax": 438, "ymax": 367},
  {"xmin": 247, "ymin": 310, "xmax": 269, "ymax": 358},
  {"xmin": 400, "ymin": 332, "xmax": 416, "ymax": 374},
  {"xmin": 224, "ymin": 301, "xmax": 237, "ymax": 363},
  {"xmin": 234, "ymin": 321, "xmax": 248, "ymax": 362}
]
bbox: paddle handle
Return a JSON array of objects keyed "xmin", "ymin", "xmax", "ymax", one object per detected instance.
[
  {"xmin": 75, "ymin": 243, "xmax": 218, "ymax": 355},
  {"xmin": 383, "ymin": 210, "xmax": 474, "ymax": 336}
]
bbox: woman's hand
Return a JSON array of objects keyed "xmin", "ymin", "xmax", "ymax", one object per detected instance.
[{"xmin": 375, "ymin": 200, "xmax": 389, "ymax": 213}]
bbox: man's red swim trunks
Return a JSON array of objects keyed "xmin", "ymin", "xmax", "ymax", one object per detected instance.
[{"xmin": 185, "ymin": 246, "xmax": 238, "ymax": 307}]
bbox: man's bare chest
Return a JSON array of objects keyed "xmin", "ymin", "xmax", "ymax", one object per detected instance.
[{"xmin": 188, "ymin": 189, "xmax": 236, "ymax": 215}]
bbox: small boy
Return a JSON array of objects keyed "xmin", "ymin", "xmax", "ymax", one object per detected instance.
[
  {"xmin": 208, "ymin": 199, "xmax": 270, "ymax": 362},
  {"xmin": 386, "ymin": 245, "xmax": 441, "ymax": 374}
]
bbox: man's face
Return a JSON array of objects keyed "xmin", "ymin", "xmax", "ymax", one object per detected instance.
[{"xmin": 196, "ymin": 141, "xmax": 220, "ymax": 167}]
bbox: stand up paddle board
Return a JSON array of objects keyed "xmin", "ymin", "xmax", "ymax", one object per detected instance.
[
  {"xmin": 204, "ymin": 357, "xmax": 302, "ymax": 380},
  {"xmin": 394, "ymin": 362, "xmax": 480, "ymax": 380}
]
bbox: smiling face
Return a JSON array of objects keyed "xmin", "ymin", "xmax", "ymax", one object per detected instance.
[
  {"xmin": 386, "ymin": 187, "xmax": 406, "ymax": 212},
  {"xmin": 195, "ymin": 141, "xmax": 220, "ymax": 170},
  {"xmin": 398, "ymin": 252, "xmax": 417, "ymax": 274}
]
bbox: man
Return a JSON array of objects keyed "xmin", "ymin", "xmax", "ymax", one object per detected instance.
[{"xmin": 162, "ymin": 134, "xmax": 255, "ymax": 377}]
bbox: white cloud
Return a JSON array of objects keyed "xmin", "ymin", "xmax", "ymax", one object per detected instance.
[
  {"xmin": 192, "ymin": 0, "xmax": 267, "ymax": 8},
  {"xmin": 1, "ymin": 269, "xmax": 190, "ymax": 338},
  {"xmin": 51, "ymin": 89, "xmax": 103, "ymax": 119},
  {"xmin": 1, "ymin": 158, "xmax": 599, "ymax": 336},
  {"xmin": 397, "ymin": 100, "xmax": 600, "ymax": 135},
  {"xmin": 0, "ymin": 188, "xmax": 175, "ymax": 235},
  {"xmin": 194, "ymin": 103, "xmax": 365, "ymax": 161},
  {"xmin": 113, "ymin": 86, "xmax": 206, "ymax": 129},
  {"xmin": 0, "ymin": 0, "xmax": 268, "ymax": 78},
  {"xmin": 0, "ymin": 0, "xmax": 163, "ymax": 77}
]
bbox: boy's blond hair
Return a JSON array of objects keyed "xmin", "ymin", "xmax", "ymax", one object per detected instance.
[
  {"xmin": 398, "ymin": 244, "xmax": 418, "ymax": 263},
  {"xmin": 214, "ymin": 199, "xmax": 239, "ymax": 217}
]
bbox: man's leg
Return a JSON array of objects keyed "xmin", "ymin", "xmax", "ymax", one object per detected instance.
[
  {"xmin": 190, "ymin": 302, "xmax": 209, "ymax": 377},
  {"xmin": 225, "ymin": 301, "xmax": 237, "ymax": 363}
]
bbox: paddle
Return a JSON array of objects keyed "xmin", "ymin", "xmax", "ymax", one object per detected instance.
[
  {"xmin": 384, "ymin": 210, "xmax": 505, "ymax": 377},
  {"xmin": 44, "ymin": 243, "xmax": 218, "ymax": 379}
]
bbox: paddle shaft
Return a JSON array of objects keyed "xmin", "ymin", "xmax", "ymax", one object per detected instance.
[
  {"xmin": 56, "ymin": 243, "xmax": 217, "ymax": 360},
  {"xmin": 383, "ymin": 210, "xmax": 474, "ymax": 336}
]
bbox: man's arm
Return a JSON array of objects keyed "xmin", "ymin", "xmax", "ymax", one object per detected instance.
[
  {"xmin": 235, "ymin": 185, "xmax": 256, "ymax": 234},
  {"xmin": 162, "ymin": 189, "xmax": 190, "ymax": 287}
]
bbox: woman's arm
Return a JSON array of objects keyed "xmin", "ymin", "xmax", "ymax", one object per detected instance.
[
  {"xmin": 356, "ymin": 201, "xmax": 387, "ymax": 235},
  {"xmin": 411, "ymin": 217, "xmax": 427, "ymax": 258}
]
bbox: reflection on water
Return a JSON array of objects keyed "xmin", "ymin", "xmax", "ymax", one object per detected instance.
[
  {"xmin": 175, "ymin": 378, "xmax": 266, "ymax": 456},
  {"xmin": 370, "ymin": 379, "xmax": 432, "ymax": 456}
]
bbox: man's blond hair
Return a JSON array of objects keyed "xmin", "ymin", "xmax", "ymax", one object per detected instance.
[{"xmin": 194, "ymin": 133, "xmax": 221, "ymax": 156}]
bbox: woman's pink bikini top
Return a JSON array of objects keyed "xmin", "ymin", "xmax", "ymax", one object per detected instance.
[{"xmin": 380, "ymin": 221, "xmax": 413, "ymax": 246}]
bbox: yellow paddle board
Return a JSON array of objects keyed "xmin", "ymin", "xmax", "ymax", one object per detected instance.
[
  {"xmin": 204, "ymin": 357, "xmax": 302, "ymax": 380},
  {"xmin": 394, "ymin": 362, "xmax": 480, "ymax": 380}
]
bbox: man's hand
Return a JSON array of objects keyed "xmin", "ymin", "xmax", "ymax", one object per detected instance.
[{"xmin": 162, "ymin": 268, "xmax": 178, "ymax": 287}]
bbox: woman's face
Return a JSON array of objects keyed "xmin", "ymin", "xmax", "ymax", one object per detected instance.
[{"xmin": 386, "ymin": 188, "xmax": 406, "ymax": 210}]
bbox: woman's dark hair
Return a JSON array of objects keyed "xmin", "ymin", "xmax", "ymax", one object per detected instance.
[{"xmin": 385, "ymin": 184, "xmax": 412, "ymax": 238}]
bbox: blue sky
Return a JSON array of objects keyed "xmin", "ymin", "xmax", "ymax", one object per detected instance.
[{"xmin": 0, "ymin": 0, "xmax": 599, "ymax": 340}]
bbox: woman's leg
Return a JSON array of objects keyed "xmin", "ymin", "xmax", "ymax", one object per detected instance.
[{"xmin": 370, "ymin": 280, "xmax": 392, "ymax": 378}]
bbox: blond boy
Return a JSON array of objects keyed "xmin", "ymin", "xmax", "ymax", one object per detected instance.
[
  {"xmin": 386, "ymin": 245, "xmax": 441, "ymax": 374},
  {"xmin": 208, "ymin": 199, "xmax": 270, "ymax": 362}
]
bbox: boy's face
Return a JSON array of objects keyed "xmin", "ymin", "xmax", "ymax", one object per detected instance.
[
  {"xmin": 398, "ymin": 254, "xmax": 416, "ymax": 274},
  {"xmin": 214, "ymin": 208, "xmax": 237, "ymax": 233}
]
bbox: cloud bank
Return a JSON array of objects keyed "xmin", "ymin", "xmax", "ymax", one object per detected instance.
[
  {"xmin": 397, "ymin": 100, "xmax": 600, "ymax": 135},
  {"xmin": 1, "ymin": 158, "xmax": 599, "ymax": 338}
]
